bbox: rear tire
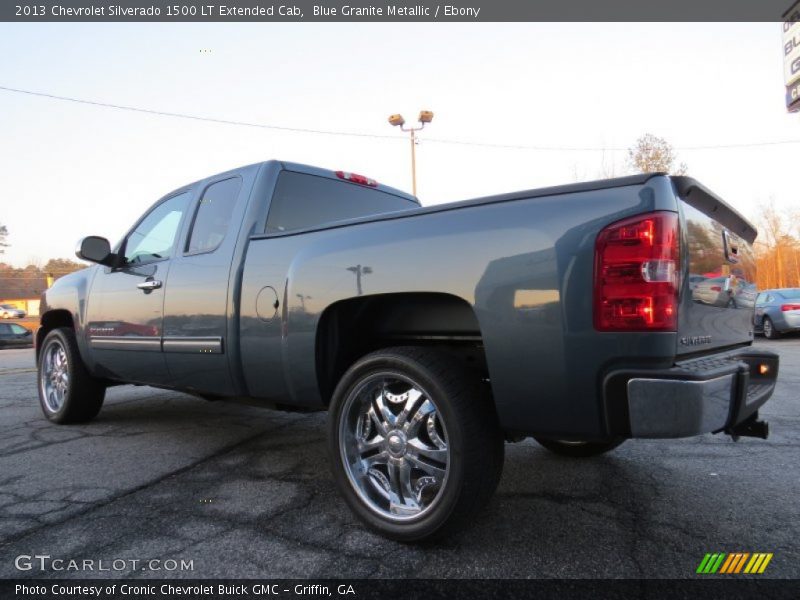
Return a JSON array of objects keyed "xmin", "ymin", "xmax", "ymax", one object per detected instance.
[
  {"xmin": 763, "ymin": 316, "xmax": 780, "ymax": 340},
  {"xmin": 534, "ymin": 437, "xmax": 624, "ymax": 457},
  {"xmin": 328, "ymin": 347, "xmax": 504, "ymax": 541},
  {"xmin": 38, "ymin": 327, "xmax": 105, "ymax": 424}
]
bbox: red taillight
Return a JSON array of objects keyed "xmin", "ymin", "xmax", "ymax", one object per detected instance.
[
  {"xmin": 710, "ymin": 286, "xmax": 722, "ymax": 292},
  {"xmin": 594, "ymin": 211, "xmax": 679, "ymax": 331},
  {"xmin": 781, "ymin": 303, "xmax": 800, "ymax": 312},
  {"xmin": 335, "ymin": 170, "xmax": 378, "ymax": 187}
]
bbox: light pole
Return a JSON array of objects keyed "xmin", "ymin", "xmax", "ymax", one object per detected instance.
[
  {"xmin": 295, "ymin": 293, "xmax": 312, "ymax": 311},
  {"xmin": 346, "ymin": 265, "xmax": 372, "ymax": 296},
  {"xmin": 388, "ymin": 110, "xmax": 433, "ymax": 197}
]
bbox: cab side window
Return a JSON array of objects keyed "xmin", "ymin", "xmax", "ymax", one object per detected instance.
[
  {"xmin": 186, "ymin": 178, "xmax": 242, "ymax": 254},
  {"xmin": 124, "ymin": 192, "xmax": 191, "ymax": 265}
]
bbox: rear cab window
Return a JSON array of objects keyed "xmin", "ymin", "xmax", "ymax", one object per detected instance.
[
  {"xmin": 266, "ymin": 171, "xmax": 417, "ymax": 234},
  {"xmin": 186, "ymin": 177, "xmax": 242, "ymax": 254}
]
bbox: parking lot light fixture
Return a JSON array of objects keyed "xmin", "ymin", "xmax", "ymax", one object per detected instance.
[{"xmin": 387, "ymin": 110, "xmax": 434, "ymax": 196}]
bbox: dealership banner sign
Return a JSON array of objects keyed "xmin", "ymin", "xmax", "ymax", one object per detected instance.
[{"xmin": 786, "ymin": 0, "xmax": 800, "ymax": 111}]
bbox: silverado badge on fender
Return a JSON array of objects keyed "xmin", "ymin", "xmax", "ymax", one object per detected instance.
[{"xmin": 680, "ymin": 335, "xmax": 713, "ymax": 346}]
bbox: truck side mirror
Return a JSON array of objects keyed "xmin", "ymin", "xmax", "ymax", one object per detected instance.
[{"xmin": 76, "ymin": 236, "xmax": 116, "ymax": 266}]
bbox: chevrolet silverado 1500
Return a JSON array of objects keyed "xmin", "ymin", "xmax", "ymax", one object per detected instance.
[{"xmin": 36, "ymin": 161, "xmax": 778, "ymax": 540}]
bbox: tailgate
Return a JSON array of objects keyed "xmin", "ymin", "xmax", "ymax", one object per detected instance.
[{"xmin": 673, "ymin": 177, "xmax": 758, "ymax": 356}]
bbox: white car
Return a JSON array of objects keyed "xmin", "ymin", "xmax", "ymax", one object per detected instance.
[
  {"xmin": 0, "ymin": 304, "xmax": 26, "ymax": 319},
  {"xmin": 692, "ymin": 277, "xmax": 733, "ymax": 307}
]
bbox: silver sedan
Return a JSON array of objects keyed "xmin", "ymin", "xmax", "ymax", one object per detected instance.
[{"xmin": 754, "ymin": 288, "xmax": 800, "ymax": 339}]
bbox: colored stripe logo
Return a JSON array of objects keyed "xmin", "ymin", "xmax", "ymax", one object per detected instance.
[{"xmin": 696, "ymin": 552, "xmax": 773, "ymax": 574}]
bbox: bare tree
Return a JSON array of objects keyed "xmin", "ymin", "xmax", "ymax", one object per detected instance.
[
  {"xmin": 26, "ymin": 255, "xmax": 44, "ymax": 269},
  {"xmin": 0, "ymin": 223, "xmax": 8, "ymax": 254},
  {"xmin": 627, "ymin": 133, "xmax": 688, "ymax": 175},
  {"xmin": 598, "ymin": 149, "xmax": 621, "ymax": 179},
  {"xmin": 570, "ymin": 149, "xmax": 622, "ymax": 182},
  {"xmin": 754, "ymin": 199, "xmax": 800, "ymax": 289},
  {"xmin": 569, "ymin": 163, "xmax": 588, "ymax": 183}
]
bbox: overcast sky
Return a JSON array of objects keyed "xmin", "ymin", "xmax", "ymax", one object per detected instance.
[{"xmin": 0, "ymin": 22, "xmax": 797, "ymax": 267}]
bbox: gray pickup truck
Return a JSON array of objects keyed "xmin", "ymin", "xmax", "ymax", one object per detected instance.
[{"xmin": 36, "ymin": 161, "xmax": 778, "ymax": 540}]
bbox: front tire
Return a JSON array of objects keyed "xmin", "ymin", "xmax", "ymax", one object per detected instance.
[
  {"xmin": 762, "ymin": 316, "xmax": 780, "ymax": 340},
  {"xmin": 329, "ymin": 347, "xmax": 504, "ymax": 541},
  {"xmin": 38, "ymin": 328, "xmax": 106, "ymax": 424},
  {"xmin": 534, "ymin": 437, "xmax": 624, "ymax": 457}
]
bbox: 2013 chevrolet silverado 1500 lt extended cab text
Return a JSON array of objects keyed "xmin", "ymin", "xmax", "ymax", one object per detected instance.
[{"xmin": 36, "ymin": 161, "xmax": 779, "ymax": 540}]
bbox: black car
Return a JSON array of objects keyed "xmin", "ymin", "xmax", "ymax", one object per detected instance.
[{"xmin": 0, "ymin": 322, "xmax": 33, "ymax": 347}]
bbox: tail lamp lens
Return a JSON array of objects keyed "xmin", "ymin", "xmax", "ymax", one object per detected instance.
[
  {"xmin": 781, "ymin": 304, "xmax": 800, "ymax": 312},
  {"xmin": 594, "ymin": 211, "xmax": 679, "ymax": 331}
]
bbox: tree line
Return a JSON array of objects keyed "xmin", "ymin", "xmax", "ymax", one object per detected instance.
[{"xmin": 0, "ymin": 259, "xmax": 85, "ymax": 298}]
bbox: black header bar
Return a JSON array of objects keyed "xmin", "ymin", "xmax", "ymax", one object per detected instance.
[{"xmin": 1, "ymin": 0, "xmax": 797, "ymax": 22}]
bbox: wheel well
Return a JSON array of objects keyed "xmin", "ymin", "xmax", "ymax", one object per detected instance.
[
  {"xmin": 315, "ymin": 293, "xmax": 488, "ymax": 404},
  {"xmin": 36, "ymin": 310, "xmax": 74, "ymax": 359}
]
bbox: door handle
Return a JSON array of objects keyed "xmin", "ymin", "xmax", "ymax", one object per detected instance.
[{"xmin": 137, "ymin": 279, "xmax": 162, "ymax": 292}]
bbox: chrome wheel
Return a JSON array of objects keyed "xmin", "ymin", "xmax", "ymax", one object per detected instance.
[
  {"xmin": 40, "ymin": 339, "xmax": 69, "ymax": 413},
  {"xmin": 339, "ymin": 373, "xmax": 450, "ymax": 522}
]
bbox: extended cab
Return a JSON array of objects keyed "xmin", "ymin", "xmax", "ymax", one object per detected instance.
[{"xmin": 36, "ymin": 161, "xmax": 778, "ymax": 540}]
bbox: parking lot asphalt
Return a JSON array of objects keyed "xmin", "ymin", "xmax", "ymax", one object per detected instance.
[{"xmin": 0, "ymin": 340, "xmax": 798, "ymax": 579}]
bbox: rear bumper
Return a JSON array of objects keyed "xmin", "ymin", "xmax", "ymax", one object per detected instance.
[
  {"xmin": 604, "ymin": 348, "xmax": 778, "ymax": 438},
  {"xmin": 776, "ymin": 311, "xmax": 800, "ymax": 331}
]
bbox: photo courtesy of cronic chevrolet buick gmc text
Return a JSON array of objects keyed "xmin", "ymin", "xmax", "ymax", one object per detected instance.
[{"xmin": 34, "ymin": 161, "xmax": 779, "ymax": 541}]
